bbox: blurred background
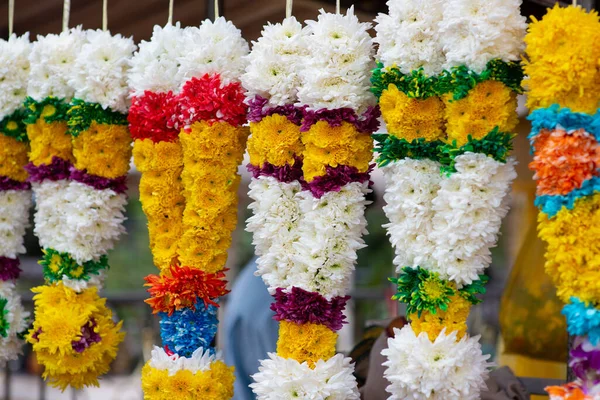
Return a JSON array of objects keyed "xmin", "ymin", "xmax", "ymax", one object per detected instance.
[{"xmin": 1, "ymin": 0, "xmax": 597, "ymax": 399}]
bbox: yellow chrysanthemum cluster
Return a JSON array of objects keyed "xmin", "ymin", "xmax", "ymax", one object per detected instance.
[
  {"xmin": 0, "ymin": 135, "xmax": 29, "ymax": 181},
  {"xmin": 538, "ymin": 193, "xmax": 600, "ymax": 304},
  {"xmin": 27, "ymin": 119, "xmax": 73, "ymax": 166},
  {"xmin": 26, "ymin": 283, "xmax": 125, "ymax": 390},
  {"xmin": 524, "ymin": 5, "xmax": 600, "ymax": 114},
  {"xmin": 133, "ymin": 139, "xmax": 185, "ymax": 270},
  {"xmin": 276, "ymin": 321, "xmax": 338, "ymax": 368},
  {"xmin": 72, "ymin": 122, "xmax": 132, "ymax": 179},
  {"xmin": 141, "ymin": 360, "xmax": 235, "ymax": 400},
  {"xmin": 380, "ymin": 81, "xmax": 518, "ymax": 146},
  {"xmin": 409, "ymin": 294, "xmax": 471, "ymax": 341},
  {"xmin": 178, "ymin": 121, "xmax": 249, "ymax": 273},
  {"xmin": 302, "ymin": 121, "xmax": 372, "ymax": 182},
  {"xmin": 248, "ymin": 114, "xmax": 304, "ymax": 167}
]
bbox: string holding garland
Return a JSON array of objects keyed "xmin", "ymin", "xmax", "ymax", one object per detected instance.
[
  {"xmin": 62, "ymin": 0, "xmax": 70, "ymax": 32},
  {"xmin": 168, "ymin": 0, "xmax": 174, "ymax": 24},
  {"xmin": 8, "ymin": 0, "xmax": 14, "ymax": 36},
  {"xmin": 286, "ymin": 0, "xmax": 293, "ymax": 18},
  {"xmin": 103, "ymin": 0, "xmax": 108, "ymax": 31}
]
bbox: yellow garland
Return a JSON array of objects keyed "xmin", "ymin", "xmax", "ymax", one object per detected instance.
[
  {"xmin": 248, "ymin": 114, "xmax": 303, "ymax": 167},
  {"xmin": 538, "ymin": 193, "xmax": 600, "ymax": 304},
  {"xmin": 133, "ymin": 139, "xmax": 185, "ymax": 270},
  {"xmin": 26, "ymin": 283, "xmax": 125, "ymax": 390},
  {"xmin": 27, "ymin": 118, "xmax": 74, "ymax": 166},
  {"xmin": 0, "ymin": 135, "xmax": 29, "ymax": 181},
  {"xmin": 72, "ymin": 122, "xmax": 132, "ymax": 179},
  {"xmin": 302, "ymin": 121, "xmax": 372, "ymax": 182},
  {"xmin": 276, "ymin": 321, "xmax": 337, "ymax": 367},
  {"xmin": 444, "ymin": 80, "xmax": 518, "ymax": 146},
  {"xmin": 409, "ymin": 294, "xmax": 471, "ymax": 341},
  {"xmin": 177, "ymin": 121, "xmax": 248, "ymax": 273},
  {"xmin": 379, "ymin": 84, "xmax": 445, "ymax": 142},
  {"xmin": 141, "ymin": 360, "xmax": 234, "ymax": 400}
]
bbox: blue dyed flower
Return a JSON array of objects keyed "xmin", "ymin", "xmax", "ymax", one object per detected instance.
[
  {"xmin": 528, "ymin": 104, "xmax": 600, "ymax": 148},
  {"xmin": 159, "ymin": 304, "xmax": 218, "ymax": 357},
  {"xmin": 563, "ymin": 297, "xmax": 600, "ymax": 345},
  {"xmin": 535, "ymin": 176, "xmax": 600, "ymax": 218}
]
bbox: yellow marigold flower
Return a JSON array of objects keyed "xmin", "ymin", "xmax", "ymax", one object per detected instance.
[
  {"xmin": 538, "ymin": 193, "xmax": 600, "ymax": 304},
  {"xmin": 27, "ymin": 119, "xmax": 74, "ymax": 166},
  {"xmin": 380, "ymin": 84, "xmax": 446, "ymax": 142},
  {"xmin": 141, "ymin": 364, "xmax": 169, "ymax": 400},
  {"xmin": 410, "ymin": 294, "xmax": 471, "ymax": 341},
  {"xmin": 277, "ymin": 321, "xmax": 337, "ymax": 367},
  {"xmin": 524, "ymin": 5, "xmax": 600, "ymax": 114},
  {"xmin": 132, "ymin": 139, "xmax": 183, "ymax": 173},
  {"xmin": 0, "ymin": 135, "xmax": 29, "ymax": 182},
  {"xmin": 302, "ymin": 121, "xmax": 373, "ymax": 182},
  {"xmin": 72, "ymin": 122, "xmax": 132, "ymax": 179},
  {"xmin": 178, "ymin": 231, "xmax": 232, "ymax": 273},
  {"xmin": 444, "ymin": 80, "xmax": 518, "ymax": 146},
  {"xmin": 248, "ymin": 114, "xmax": 304, "ymax": 167}
]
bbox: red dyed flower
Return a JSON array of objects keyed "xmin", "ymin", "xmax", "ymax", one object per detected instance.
[
  {"xmin": 128, "ymin": 91, "xmax": 181, "ymax": 142},
  {"xmin": 144, "ymin": 265, "xmax": 230, "ymax": 315},
  {"xmin": 176, "ymin": 74, "xmax": 247, "ymax": 131}
]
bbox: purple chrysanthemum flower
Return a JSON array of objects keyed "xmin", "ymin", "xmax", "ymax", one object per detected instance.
[
  {"xmin": 0, "ymin": 177, "xmax": 30, "ymax": 191},
  {"xmin": 71, "ymin": 319, "xmax": 102, "ymax": 353},
  {"xmin": 248, "ymin": 96, "xmax": 306, "ymax": 125},
  {"xmin": 305, "ymin": 164, "xmax": 373, "ymax": 198},
  {"xmin": 25, "ymin": 156, "xmax": 72, "ymax": 183},
  {"xmin": 247, "ymin": 157, "xmax": 305, "ymax": 184},
  {"xmin": 69, "ymin": 166, "xmax": 128, "ymax": 194},
  {"xmin": 301, "ymin": 106, "xmax": 381, "ymax": 133},
  {"xmin": 0, "ymin": 257, "xmax": 21, "ymax": 281}
]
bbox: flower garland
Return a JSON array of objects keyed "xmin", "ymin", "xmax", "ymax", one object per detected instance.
[
  {"xmin": 24, "ymin": 27, "xmax": 131, "ymax": 390},
  {"xmin": 524, "ymin": 5, "xmax": 600, "ymax": 399},
  {"xmin": 129, "ymin": 19, "xmax": 249, "ymax": 399},
  {"xmin": 248, "ymin": 8, "xmax": 376, "ymax": 398},
  {"xmin": 374, "ymin": 1, "xmax": 525, "ymax": 398},
  {"xmin": 0, "ymin": 33, "xmax": 32, "ymax": 365}
]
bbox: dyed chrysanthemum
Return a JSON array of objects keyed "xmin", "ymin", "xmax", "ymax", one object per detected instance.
[
  {"xmin": 159, "ymin": 305, "xmax": 218, "ymax": 358},
  {"xmin": 40, "ymin": 248, "xmax": 108, "ymax": 284},
  {"xmin": 145, "ymin": 265, "xmax": 229, "ymax": 315},
  {"xmin": 390, "ymin": 267, "xmax": 455, "ymax": 317},
  {"xmin": 563, "ymin": 298, "xmax": 600, "ymax": 345},
  {"xmin": 128, "ymin": 90, "xmax": 180, "ymax": 142}
]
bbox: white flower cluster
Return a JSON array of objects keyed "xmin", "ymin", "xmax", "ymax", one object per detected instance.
[
  {"xmin": 179, "ymin": 17, "xmax": 249, "ymax": 88},
  {"xmin": 28, "ymin": 27, "xmax": 87, "ymax": 101},
  {"xmin": 382, "ymin": 325, "xmax": 491, "ymax": 400},
  {"xmin": 148, "ymin": 345, "xmax": 221, "ymax": 375},
  {"xmin": 382, "ymin": 154, "xmax": 516, "ymax": 286},
  {"xmin": 33, "ymin": 180, "xmax": 127, "ymax": 264},
  {"xmin": 374, "ymin": 0, "xmax": 445, "ymax": 76},
  {"xmin": 297, "ymin": 6, "xmax": 376, "ymax": 113},
  {"xmin": 251, "ymin": 353, "xmax": 360, "ymax": 400},
  {"xmin": 62, "ymin": 270, "xmax": 106, "ymax": 293},
  {"xmin": 0, "ymin": 281, "xmax": 30, "ymax": 365},
  {"xmin": 248, "ymin": 178, "xmax": 369, "ymax": 299},
  {"xmin": 374, "ymin": 0, "xmax": 526, "ymax": 75},
  {"xmin": 0, "ymin": 34, "xmax": 31, "ymax": 120},
  {"xmin": 242, "ymin": 17, "xmax": 308, "ymax": 107},
  {"xmin": 0, "ymin": 190, "xmax": 32, "ymax": 259},
  {"xmin": 69, "ymin": 30, "xmax": 136, "ymax": 113}
]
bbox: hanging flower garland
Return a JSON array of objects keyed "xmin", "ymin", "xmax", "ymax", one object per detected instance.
[
  {"xmin": 524, "ymin": 5, "xmax": 600, "ymax": 399},
  {"xmin": 130, "ymin": 18, "xmax": 249, "ymax": 399},
  {"xmin": 0, "ymin": 33, "xmax": 32, "ymax": 365},
  {"xmin": 249, "ymin": 7, "xmax": 376, "ymax": 398},
  {"xmin": 374, "ymin": 0, "xmax": 525, "ymax": 398},
  {"xmin": 24, "ymin": 27, "xmax": 132, "ymax": 390}
]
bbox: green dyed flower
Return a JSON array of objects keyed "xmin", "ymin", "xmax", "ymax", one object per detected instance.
[
  {"xmin": 373, "ymin": 134, "xmax": 443, "ymax": 166},
  {"xmin": 40, "ymin": 248, "xmax": 109, "ymax": 283},
  {"xmin": 371, "ymin": 63, "xmax": 441, "ymax": 100},
  {"xmin": 390, "ymin": 267, "xmax": 455, "ymax": 317},
  {"xmin": 459, "ymin": 275, "xmax": 489, "ymax": 305},
  {"xmin": 67, "ymin": 98, "xmax": 128, "ymax": 137},
  {"xmin": 23, "ymin": 96, "xmax": 70, "ymax": 124},
  {"xmin": 0, "ymin": 109, "xmax": 28, "ymax": 142},
  {"xmin": 0, "ymin": 298, "xmax": 9, "ymax": 338}
]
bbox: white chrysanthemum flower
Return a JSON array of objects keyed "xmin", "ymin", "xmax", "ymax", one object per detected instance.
[
  {"xmin": 382, "ymin": 325, "xmax": 491, "ymax": 400},
  {"xmin": 28, "ymin": 27, "xmax": 87, "ymax": 101},
  {"xmin": 0, "ymin": 282, "xmax": 30, "ymax": 365},
  {"xmin": 61, "ymin": 270, "xmax": 106, "ymax": 293},
  {"xmin": 148, "ymin": 345, "xmax": 221, "ymax": 375},
  {"xmin": 439, "ymin": 0, "xmax": 527, "ymax": 72},
  {"xmin": 0, "ymin": 33, "xmax": 31, "ymax": 120},
  {"xmin": 242, "ymin": 17, "xmax": 309, "ymax": 107},
  {"xmin": 0, "ymin": 190, "xmax": 32, "ymax": 259},
  {"xmin": 69, "ymin": 30, "xmax": 136, "ymax": 113},
  {"xmin": 128, "ymin": 23, "xmax": 187, "ymax": 96},
  {"xmin": 297, "ymin": 6, "xmax": 375, "ymax": 112},
  {"xmin": 179, "ymin": 17, "xmax": 249, "ymax": 88},
  {"xmin": 33, "ymin": 181, "xmax": 127, "ymax": 264},
  {"xmin": 374, "ymin": 0, "xmax": 445, "ymax": 76},
  {"xmin": 251, "ymin": 353, "xmax": 360, "ymax": 400}
]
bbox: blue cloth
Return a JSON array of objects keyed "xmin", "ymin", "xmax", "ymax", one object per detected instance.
[{"xmin": 223, "ymin": 258, "xmax": 278, "ymax": 400}]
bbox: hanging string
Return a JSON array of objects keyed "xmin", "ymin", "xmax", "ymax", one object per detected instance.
[
  {"xmin": 572, "ymin": 0, "xmax": 578, "ymax": 6},
  {"xmin": 214, "ymin": 0, "xmax": 219, "ymax": 20},
  {"xmin": 8, "ymin": 0, "xmax": 14, "ymax": 36},
  {"xmin": 286, "ymin": 0, "xmax": 293, "ymax": 18},
  {"xmin": 102, "ymin": 0, "xmax": 108, "ymax": 31},
  {"xmin": 62, "ymin": 0, "xmax": 70, "ymax": 32},
  {"xmin": 168, "ymin": 0, "xmax": 174, "ymax": 24},
  {"xmin": 336, "ymin": 0, "xmax": 340, "ymax": 14}
]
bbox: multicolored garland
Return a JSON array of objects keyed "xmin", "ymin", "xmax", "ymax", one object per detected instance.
[
  {"xmin": 129, "ymin": 19, "xmax": 249, "ymax": 399},
  {"xmin": 374, "ymin": 0, "xmax": 525, "ymax": 398},
  {"xmin": 249, "ymin": 7, "xmax": 377, "ymax": 398},
  {"xmin": 524, "ymin": 5, "xmax": 600, "ymax": 399},
  {"xmin": 24, "ymin": 27, "xmax": 132, "ymax": 389},
  {"xmin": 0, "ymin": 33, "xmax": 32, "ymax": 365}
]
